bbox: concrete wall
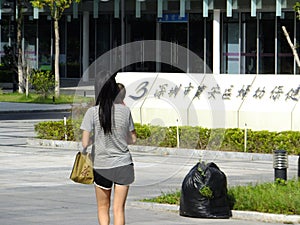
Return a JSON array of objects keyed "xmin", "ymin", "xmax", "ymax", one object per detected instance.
[{"xmin": 116, "ymin": 72, "xmax": 300, "ymax": 131}]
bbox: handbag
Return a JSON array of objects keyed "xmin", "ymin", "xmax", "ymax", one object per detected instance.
[{"xmin": 70, "ymin": 151, "xmax": 94, "ymax": 184}]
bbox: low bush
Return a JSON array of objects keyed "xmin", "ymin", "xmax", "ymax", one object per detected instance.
[
  {"xmin": 34, "ymin": 119, "xmax": 82, "ymax": 141},
  {"xmin": 34, "ymin": 121, "xmax": 300, "ymax": 155},
  {"xmin": 29, "ymin": 70, "xmax": 55, "ymax": 99}
]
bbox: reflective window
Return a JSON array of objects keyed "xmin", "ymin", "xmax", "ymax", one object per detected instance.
[
  {"xmin": 222, "ymin": 12, "xmax": 240, "ymax": 74},
  {"xmin": 277, "ymin": 12, "xmax": 294, "ymax": 74},
  {"xmin": 24, "ymin": 16, "xmax": 37, "ymax": 70},
  {"xmin": 38, "ymin": 16, "xmax": 52, "ymax": 71},
  {"xmin": 241, "ymin": 13, "xmax": 257, "ymax": 74},
  {"xmin": 66, "ymin": 15, "xmax": 81, "ymax": 78},
  {"xmin": 259, "ymin": 12, "xmax": 275, "ymax": 74}
]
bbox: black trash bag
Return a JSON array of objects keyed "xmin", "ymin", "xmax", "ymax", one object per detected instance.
[{"xmin": 179, "ymin": 161, "xmax": 232, "ymax": 219}]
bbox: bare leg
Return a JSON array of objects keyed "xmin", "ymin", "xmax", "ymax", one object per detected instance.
[
  {"xmin": 113, "ymin": 184, "xmax": 129, "ymax": 225},
  {"xmin": 95, "ymin": 185, "xmax": 111, "ymax": 225}
]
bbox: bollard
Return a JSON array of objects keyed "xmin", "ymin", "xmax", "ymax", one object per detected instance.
[
  {"xmin": 273, "ymin": 150, "xmax": 288, "ymax": 181},
  {"xmin": 64, "ymin": 115, "xmax": 67, "ymax": 141}
]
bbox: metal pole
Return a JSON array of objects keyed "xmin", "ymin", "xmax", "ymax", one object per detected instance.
[
  {"xmin": 64, "ymin": 115, "xmax": 67, "ymax": 141},
  {"xmin": 176, "ymin": 119, "xmax": 180, "ymax": 148},
  {"xmin": 244, "ymin": 123, "xmax": 247, "ymax": 152},
  {"xmin": 298, "ymin": 154, "xmax": 300, "ymax": 180}
]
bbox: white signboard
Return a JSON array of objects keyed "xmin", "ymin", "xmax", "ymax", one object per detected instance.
[
  {"xmin": 116, "ymin": 73, "xmax": 300, "ymax": 131},
  {"xmin": 239, "ymin": 75, "xmax": 300, "ymax": 131},
  {"xmin": 189, "ymin": 74, "xmax": 255, "ymax": 128}
]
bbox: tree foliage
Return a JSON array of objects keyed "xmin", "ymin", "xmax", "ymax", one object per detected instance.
[
  {"xmin": 294, "ymin": 2, "xmax": 300, "ymax": 20},
  {"xmin": 30, "ymin": 0, "xmax": 80, "ymax": 20}
]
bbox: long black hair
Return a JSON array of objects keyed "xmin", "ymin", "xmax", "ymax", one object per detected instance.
[{"xmin": 95, "ymin": 75, "xmax": 119, "ymax": 134}]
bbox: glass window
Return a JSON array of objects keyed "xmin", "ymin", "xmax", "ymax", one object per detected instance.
[
  {"xmin": 277, "ymin": 12, "xmax": 295, "ymax": 74},
  {"xmin": 38, "ymin": 16, "xmax": 52, "ymax": 71},
  {"xmin": 241, "ymin": 13, "xmax": 257, "ymax": 74},
  {"xmin": 189, "ymin": 13, "xmax": 205, "ymax": 73},
  {"xmin": 125, "ymin": 14, "xmax": 156, "ymax": 72},
  {"xmin": 206, "ymin": 15, "xmax": 213, "ymax": 74},
  {"xmin": 59, "ymin": 16, "xmax": 66, "ymax": 78},
  {"xmin": 161, "ymin": 22, "xmax": 187, "ymax": 72},
  {"xmin": 222, "ymin": 12, "xmax": 240, "ymax": 74},
  {"xmin": 189, "ymin": 13, "xmax": 213, "ymax": 73},
  {"xmin": 66, "ymin": 15, "xmax": 81, "ymax": 78},
  {"xmin": 111, "ymin": 17, "xmax": 121, "ymax": 71},
  {"xmin": 95, "ymin": 15, "xmax": 111, "ymax": 59},
  {"xmin": 259, "ymin": 12, "xmax": 275, "ymax": 74},
  {"xmin": 0, "ymin": 16, "xmax": 12, "ymax": 64},
  {"xmin": 24, "ymin": 16, "xmax": 38, "ymax": 70}
]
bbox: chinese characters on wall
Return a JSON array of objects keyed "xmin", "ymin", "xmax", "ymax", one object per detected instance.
[{"xmin": 129, "ymin": 80, "xmax": 300, "ymax": 102}]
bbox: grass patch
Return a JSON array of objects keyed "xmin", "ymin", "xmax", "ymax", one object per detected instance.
[
  {"xmin": 0, "ymin": 92, "xmax": 92, "ymax": 104},
  {"xmin": 142, "ymin": 179, "xmax": 300, "ymax": 215}
]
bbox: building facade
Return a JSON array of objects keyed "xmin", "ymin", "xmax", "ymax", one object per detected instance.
[{"xmin": 0, "ymin": 0, "xmax": 299, "ymax": 79}]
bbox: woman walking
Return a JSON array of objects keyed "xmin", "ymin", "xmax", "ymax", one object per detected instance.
[{"xmin": 80, "ymin": 74, "xmax": 136, "ymax": 225}]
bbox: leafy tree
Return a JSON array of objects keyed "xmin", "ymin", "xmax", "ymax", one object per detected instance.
[{"xmin": 30, "ymin": 0, "xmax": 81, "ymax": 98}]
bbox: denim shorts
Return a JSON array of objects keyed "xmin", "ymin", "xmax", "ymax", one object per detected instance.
[{"xmin": 93, "ymin": 163, "xmax": 134, "ymax": 190}]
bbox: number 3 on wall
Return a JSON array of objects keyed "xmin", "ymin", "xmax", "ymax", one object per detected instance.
[{"xmin": 129, "ymin": 81, "xmax": 149, "ymax": 100}]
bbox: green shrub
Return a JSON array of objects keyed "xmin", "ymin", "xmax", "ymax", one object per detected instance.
[
  {"xmin": 34, "ymin": 121, "xmax": 300, "ymax": 155},
  {"xmin": 222, "ymin": 128, "xmax": 244, "ymax": 152},
  {"xmin": 135, "ymin": 125, "xmax": 166, "ymax": 146},
  {"xmin": 178, "ymin": 126, "xmax": 201, "ymax": 149},
  {"xmin": 134, "ymin": 123, "xmax": 151, "ymax": 140},
  {"xmin": 34, "ymin": 119, "xmax": 81, "ymax": 141},
  {"xmin": 29, "ymin": 69, "xmax": 55, "ymax": 98}
]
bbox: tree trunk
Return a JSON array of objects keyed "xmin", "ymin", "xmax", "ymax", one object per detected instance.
[
  {"xmin": 54, "ymin": 19, "xmax": 60, "ymax": 98},
  {"xmin": 282, "ymin": 26, "xmax": 300, "ymax": 68},
  {"xmin": 16, "ymin": 0, "xmax": 24, "ymax": 93}
]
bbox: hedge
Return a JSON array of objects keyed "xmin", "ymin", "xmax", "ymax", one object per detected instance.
[{"xmin": 34, "ymin": 120, "xmax": 300, "ymax": 155}]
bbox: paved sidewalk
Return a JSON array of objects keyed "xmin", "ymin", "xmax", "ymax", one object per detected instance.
[
  {"xmin": 2, "ymin": 139, "xmax": 297, "ymax": 225},
  {"xmin": 0, "ymin": 102, "xmax": 300, "ymax": 224}
]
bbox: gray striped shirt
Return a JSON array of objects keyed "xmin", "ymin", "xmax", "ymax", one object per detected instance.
[{"xmin": 80, "ymin": 104, "xmax": 134, "ymax": 169}]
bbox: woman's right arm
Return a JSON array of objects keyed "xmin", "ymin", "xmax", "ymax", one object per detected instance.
[
  {"xmin": 80, "ymin": 108, "xmax": 94, "ymax": 150},
  {"xmin": 82, "ymin": 130, "xmax": 91, "ymax": 149},
  {"xmin": 128, "ymin": 130, "xmax": 137, "ymax": 145}
]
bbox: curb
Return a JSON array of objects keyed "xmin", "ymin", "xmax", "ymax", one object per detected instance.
[
  {"xmin": 129, "ymin": 202, "xmax": 300, "ymax": 224},
  {"xmin": 26, "ymin": 138, "xmax": 81, "ymax": 150},
  {"xmin": 26, "ymin": 138, "xmax": 299, "ymax": 163},
  {"xmin": 0, "ymin": 102, "xmax": 72, "ymax": 113}
]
